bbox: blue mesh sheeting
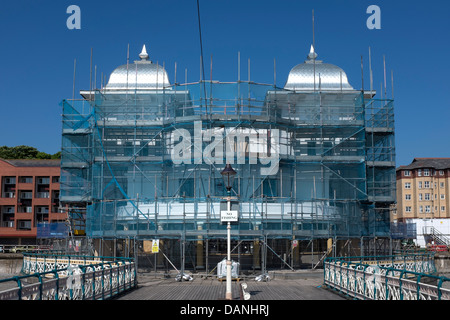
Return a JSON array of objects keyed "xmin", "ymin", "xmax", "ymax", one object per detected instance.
[{"xmin": 61, "ymin": 82, "xmax": 395, "ymax": 239}]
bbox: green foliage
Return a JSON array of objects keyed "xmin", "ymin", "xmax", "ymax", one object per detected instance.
[{"xmin": 0, "ymin": 145, "xmax": 61, "ymax": 159}]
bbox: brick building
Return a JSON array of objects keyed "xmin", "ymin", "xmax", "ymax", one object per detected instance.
[{"xmin": 0, "ymin": 158, "xmax": 65, "ymax": 245}]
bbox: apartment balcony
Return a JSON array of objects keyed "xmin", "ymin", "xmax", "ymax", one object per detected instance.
[
  {"xmin": 35, "ymin": 192, "xmax": 50, "ymax": 199},
  {"xmin": 2, "ymin": 192, "xmax": 15, "ymax": 199}
]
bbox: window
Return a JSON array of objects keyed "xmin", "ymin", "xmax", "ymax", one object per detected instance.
[
  {"xmin": 17, "ymin": 220, "xmax": 31, "ymax": 230},
  {"xmin": 441, "ymin": 194, "xmax": 445, "ymax": 200},
  {"xmin": 404, "ymin": 170, "xmax": 410, "ymax": 176},
  {"xmin": 405, "ymin": 182, "xmax": 411, "ymax": 189},
  {"xmin": 425, "ymin": 205, "xmax": 431, "ymax": 213},
  {"xmin": 405, "ymin": 194, "xmax": 411, "ymax": 200},
  {"xmin": 3, "ymin": 177, "xmax": 16, "ymax": 184},
  {"xmin": 20, "ymin": 191, "xmax": 33, "ymax": 199},
  {"xmin": 418, "ymin": 181, "xmax": 422, "ymax": 189},
  {"xmin": 442, "ymin": 206, "xmax": 446, "ymax": 212},
  {"xmin": 19, "ymin": 176, "xmax": 33, "ymax": 183},
  {"xmin": 405, "ymin": 206, "xmax": 412, "ymax": 212},
  {"xmin": 419, "ymin": 206, "xmax": 423, "ymax": 213},
  {"xmin": 424, "ymin": 169, "xmax": 430, "ymax": 176},
  {"xmin": 440, "ymin": 182, "xmax": 444, "ymax": 188},
  {"xmin": 424, "ymin": 181, "xmax": 430, "ymax": 188},
  {"xmin": 36, "ymin": 177, "xmax": 50, "ymax": 185},
  {"xmin": 418, "ymin": 169, "xmax": 422, "ymax": 176},
  {"xmin": 419, "ymin": 193, "xmax": 423, "ymax": 201},
  {"xmin": 2, "ymin": 206, "xmax": 14, "ymax": 214},
  {"xmin": 440, "ymin": 170, "xmax": 444, "ymax": 176},
  {"xmin": 425, "ymin": 193, "xmax": 430, "ymax": 201}
]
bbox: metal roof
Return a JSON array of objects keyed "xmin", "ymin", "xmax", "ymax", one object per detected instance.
[
  {"xmin": 105, "ymin": 45, "xmax": 171, "ymax": 90},
  {"xmin": 284, "ymin": 45, "xmax": 354, "ymax": 91}
]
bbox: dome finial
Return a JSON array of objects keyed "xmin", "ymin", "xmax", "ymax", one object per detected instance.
[
  {"xmin": 308, "ymin": 44, "xmax": 318, "ymax": 60},
  {"xmin": 139, "ymin": 45, "xmax": 149, "ymax": 61}
]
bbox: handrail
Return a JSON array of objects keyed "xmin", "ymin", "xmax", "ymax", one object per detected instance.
[
  {"xmin": 0, "ymin": 253, "xmax": 136, "ymax": 300},
  {"xmin": 324, "ymin": 253, "xmax": 450, "ymax": 300},
  {"xmin": 423, "ymin": 226, "xmax": 450, "ymax": 246}
]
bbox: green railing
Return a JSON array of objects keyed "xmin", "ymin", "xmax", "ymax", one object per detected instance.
[
  {"xmin": 324, "ymin": 253, "xmax": 450, "ymax": 300},
  {"xmin": 0, "ymin": 253, "xmax": 136, "ymax": 300}
]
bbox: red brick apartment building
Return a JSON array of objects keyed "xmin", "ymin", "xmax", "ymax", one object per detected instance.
[{"xmin": 0, "ymin": 159, "xmax": 65, "ymax": 245}]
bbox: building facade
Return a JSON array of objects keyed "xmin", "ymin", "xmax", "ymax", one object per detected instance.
[
  {"xmin": 394, "ymin": 158, "xmax": 450, "ymax": 221},
  {"xmin": 0, "ymin": 159, "xmax": 64, "ymax": 244},
  {"xmin": 60, "ymin": 45, "xmax": 396, "ymax": 269},
  {"xmin": 393, "ymin": 158, "xmax": 450, "ymax": 247}
]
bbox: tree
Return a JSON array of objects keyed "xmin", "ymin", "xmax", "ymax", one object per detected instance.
[{"xmin": 0, "ymin": 145, "xmax": 61, "ymax": 159}]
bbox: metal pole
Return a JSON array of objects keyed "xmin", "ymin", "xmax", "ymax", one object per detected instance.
[{"xmin": 226, "ymin": 196, "xmax": 232, "ymax": 300}]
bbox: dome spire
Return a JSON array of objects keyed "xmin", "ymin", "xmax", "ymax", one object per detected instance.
[
  {"xmin": 139, "ymin": 45, "xmax": 149, "ymax": 61},
  {"xmin": 307, "ymin": 44, "xmax": 318, "ymax": 60}
]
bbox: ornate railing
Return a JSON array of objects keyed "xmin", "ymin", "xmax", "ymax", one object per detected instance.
[
  {"xmin": 0, "ymin": 253, "xmax": 136, "ymax": 300},
  {"xmin": 324, "ymin": 253, "xmax": 450, "ymax": 300}
]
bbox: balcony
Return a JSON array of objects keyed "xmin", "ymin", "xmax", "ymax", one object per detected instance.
[
  {"xmin": 1, "ymin": 206, "xmax": 15, "ymax": 214},
  {"xmin": 36, "ymin": 177, "xmax": 50, "ymax": 185},
  {"xmin": 19, "ymin": 177, "xmax": 33, "ymax": 184},
  {"xmin": 19, "ymin": 192, "xmax": 33, "ymax": 199},
  {"xmin": 16, "ymin": 220, "xmax": 32, "ymax": 230},
  {"xmin": 35, "ymin": 192, "xmax": 50, "ymax": 199},
  {"xmin": 1, "ymin": 221, "xmax": 14, "ymax": 228},
  {"xmin": 35, "ymin": 206, "xmax": 49, "ymax": 214},
  {"xmin": 2, "ymin": 192, "xmax": 15, "ymax": 198}
]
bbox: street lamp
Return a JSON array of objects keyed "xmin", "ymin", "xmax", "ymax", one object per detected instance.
[
  {"xmin": 220, "ymin": 163, "xmax": 236, "ymax": 300},
  {"xmin": 221, "ymin": 164, "xmax": 236, "ymax": 194}
]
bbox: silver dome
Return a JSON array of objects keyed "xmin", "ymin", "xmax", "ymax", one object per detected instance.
[
  {"xmin": 105, "ymin": 45, "xmax": 171, "ymax": 90},
  {"xmin": 284, "ymin": 46, "xmax": 354, "ymax": 91}
]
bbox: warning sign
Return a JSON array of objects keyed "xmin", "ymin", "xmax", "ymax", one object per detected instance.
[
  {"xmin": 220, "ymin": 210, "xmax": 238, "ymax": 222},
  {"xmin": 152, "ymin": 239, "xmax": 159, "ymax": 253}
]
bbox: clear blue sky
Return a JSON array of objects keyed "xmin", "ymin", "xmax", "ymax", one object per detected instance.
[{"xmin": 0, "ymin": 0, "xmax": 449, "ymax": 166}]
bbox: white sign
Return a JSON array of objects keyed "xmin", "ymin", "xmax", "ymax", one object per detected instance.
[{"xmin": 221, "ymin": 210, "xmax": 238, "ymax": 222}]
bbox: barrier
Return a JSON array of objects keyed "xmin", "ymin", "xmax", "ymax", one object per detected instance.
[
  {"xmin": 324, "ymin": 253, "xmax": 450, "ymax": 300},
  {"xmin": 0, "ymin": 253, "xmax": 136, "ymax": 300}
]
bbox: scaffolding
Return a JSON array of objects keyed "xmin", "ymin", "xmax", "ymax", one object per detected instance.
[{"xmin": 60, "ymin": 62, "xmax": 396, "ymax": 271}]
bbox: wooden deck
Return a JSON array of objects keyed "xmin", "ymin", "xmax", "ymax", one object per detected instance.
[{"xmin": 117, "ymin": 271, "xmax": 345, "ymax": 300}]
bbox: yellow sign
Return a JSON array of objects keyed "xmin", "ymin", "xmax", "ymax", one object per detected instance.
[{"xmin": 152, "ymin": 239, "xmax": 159, "ymax": 253}]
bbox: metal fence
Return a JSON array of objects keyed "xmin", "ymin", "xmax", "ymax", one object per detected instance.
[
  {"xmin": 0, "ymin": 253, "xmax": 136, "ymax": 300},
  {"xmin": 323, "ymin": 253, "xmax": 450, "ymax": 300}
]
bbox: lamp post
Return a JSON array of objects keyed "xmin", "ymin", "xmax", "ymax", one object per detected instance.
[{"xmin": 220, "ymin": 163, "xmax": 237, "ymax": 300}]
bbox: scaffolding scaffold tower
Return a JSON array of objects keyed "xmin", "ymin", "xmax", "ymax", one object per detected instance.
[{"xmin": 60, "ymin": 45, "xmax": 397, "ymax": 272}]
